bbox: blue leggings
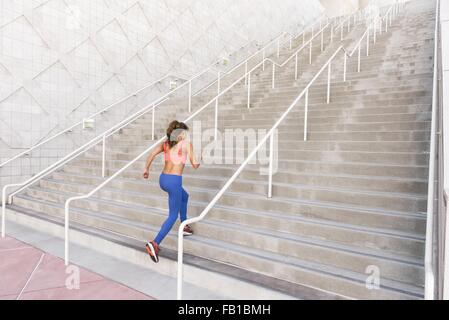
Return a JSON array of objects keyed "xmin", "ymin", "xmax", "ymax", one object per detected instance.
[{"xmin": 154, "ymin": 173, "xmax": 189, "ymax": 245}]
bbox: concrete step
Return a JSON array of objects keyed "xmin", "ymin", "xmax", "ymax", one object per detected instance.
[
  {"xmin": 7, "ymin": 202, "xmax": 423, "ymax": 299},
  {"xmin": 14, "ymin": 189, "xmax": 424, "ymax": 289},
  {"xmin": 55, "ymin": 162, "xmax": 428, "ymax": 215}
]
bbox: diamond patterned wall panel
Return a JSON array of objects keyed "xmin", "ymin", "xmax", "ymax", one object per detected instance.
[{"xmin": 0, "ymin": 0, "xmax": 322, "ymax": 160}]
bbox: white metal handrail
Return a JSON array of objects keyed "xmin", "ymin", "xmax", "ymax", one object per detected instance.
[
  {"xmin": 61, "ymin": 55, "xmax": 277, "ymax": 266},
  {"xmin": 176, "ymin": 1, "xmax": 404, "ymax": 300},
  {"xmin": 265, "ymin": 9, "xmax": 371, "ymax": 89},
  {"xmin": 424, "ymin": 0, "xmax": 440, "ymax": 301},
  {"xmin": 194, "ymin": 14, "xmax": 331, "ymax": 98},
  {"xmin": 54, "ymin": 14, "xmax": 353, "ymax": 266},
  {"xmin": 0, "ymin": 23, "xmax": 296, "ymax": 170},
  {"xmin": 0, "ymin": 74, "xmax": 177, "ymax": 169}
]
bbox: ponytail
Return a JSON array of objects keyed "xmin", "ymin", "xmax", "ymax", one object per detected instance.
[{"xmin": 166, "ymin": 120, "xmax": 189, "ymax": 149}]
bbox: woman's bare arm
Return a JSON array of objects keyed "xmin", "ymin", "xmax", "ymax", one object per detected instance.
[
  {"xmin": 143, "ymin": 142, "xmax": 164, "ymax": 179},
  {"xmin": 187, "ymin": 142, "xmax": 201, "ymax": 169}
]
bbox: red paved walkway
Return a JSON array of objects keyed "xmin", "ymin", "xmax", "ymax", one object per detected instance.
[{"xmin": 0, "ymin": 237, "xmax": 154, "ymax": 300}]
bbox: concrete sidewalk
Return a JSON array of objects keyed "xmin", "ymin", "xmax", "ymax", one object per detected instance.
[
  {"xmin": 0, "ymin": 236, "xmax": 153, "ymax": 300},
  {"xmin": 1, "ymin": 221, "xmax": 227, "ymax": 300}
]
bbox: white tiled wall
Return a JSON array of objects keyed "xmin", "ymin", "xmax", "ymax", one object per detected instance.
[{"xmin": 0, "ymin": 0, "xmax": 322, "ymax": 188}]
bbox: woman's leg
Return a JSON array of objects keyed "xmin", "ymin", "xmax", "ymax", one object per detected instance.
[
  {"xmin": 179, "ymin": 188, "xmax": 189, "ymax": 222},
  {"xmin": 154, "ymin": 176, "xmax": 182, "ymax": 245}
]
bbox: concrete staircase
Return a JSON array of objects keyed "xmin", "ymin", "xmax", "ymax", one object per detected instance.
[{"xmin": 5, "ymin": 0, "xmax": 435, "ymax": 300}]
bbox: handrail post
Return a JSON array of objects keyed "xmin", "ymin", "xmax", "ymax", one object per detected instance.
[
  {"xmin": 358, "ymin": 45, "xmax": 361, "ymax": 72},
  {"xmin": 247, "ymin": 72, "xmax": 251, "ymax": 109},
  {"xmin": 188, "ymin": 80, "xmax": 192, "ymax": 113},
  {"xmin": 309, "ymin": 40, "xmax": 312, "ymax": 65},
  {"xmin": 295, "ymin": 53, "xmax": 299, "ymax": 80},
  {"xmin": 268, "ymin": 133, "xmax": 274, "ymax": 198},
  {"xmin": 102, "ymin": 135, "xmax": 106, "ymax": 178},
  {"xmin": 304, "ymin": 89, "xmax": 309, "ymax": 141},
  {"xmin": 327, "ymin": 63, "xmax": 331, "ymax": 104},
  {"xmin": 272, "ymin": 63, "xmax": 275, "ymax": 89},
  {"xmin": 343, "ymin": 54, "xmax": 347, "ymax": 82}
]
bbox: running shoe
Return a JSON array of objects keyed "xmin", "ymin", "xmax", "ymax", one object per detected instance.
[
  {"xmin": 145, "ymin": 241, "xmax": 160, "ymax": 263},
  {"xmin": 183, "ymin": 225, "xmax": 194, "ymax": 236}
]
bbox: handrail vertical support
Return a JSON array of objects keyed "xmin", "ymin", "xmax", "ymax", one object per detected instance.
[
  {"xmin": 268, "ymin": 134, "xmax": 274, "ymax": 198},
  {"xmin": 102, "ymin": 135, "xmax": 106, "ymax": 178},
  {"xmin": 272, "ymin": 63, "xmax": 275, "ymax": 89},
  {"xmin": 304, "ymin": 89, "xmax": 309, "ymax": 141},
  {"xmin": 327, "ymin": 63, "xmax": 331, "ymax": 104}
]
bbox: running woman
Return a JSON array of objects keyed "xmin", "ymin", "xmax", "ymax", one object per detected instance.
[{"xmin": 143, "ymin": 120, "xmax": 201, "ymax": 263}]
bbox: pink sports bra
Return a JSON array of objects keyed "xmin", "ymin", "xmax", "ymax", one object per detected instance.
[{"xmin": 163, "ymin": 141, "xmax": 187, "ymax": 164}]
